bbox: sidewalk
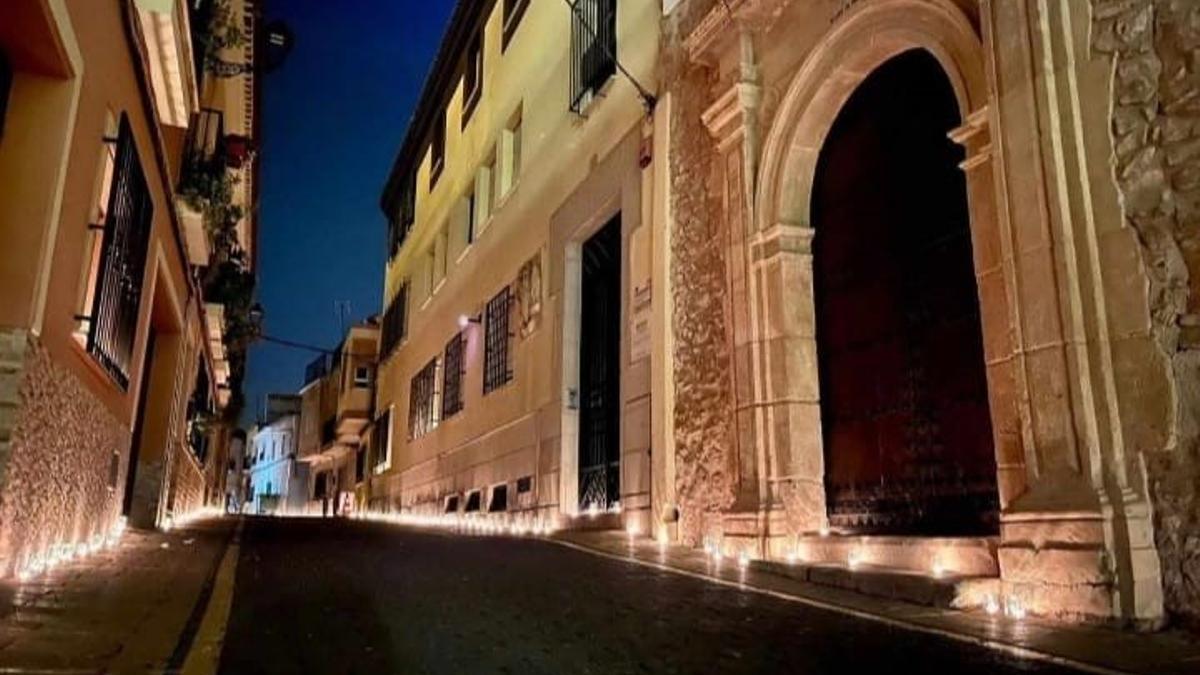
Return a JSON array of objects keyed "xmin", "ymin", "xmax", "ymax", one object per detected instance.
[
  {"xmin": 553, "ymin": 530, "xmax": 1200, "ymax": 675},
  {"xmin": 0, "ymin": 517, "xmax": 233, "ymax": 673}
]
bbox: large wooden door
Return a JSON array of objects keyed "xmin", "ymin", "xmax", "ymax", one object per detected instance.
[{"xmin": 813, "ymin": 50, "xmax": 998, "ymax": 536}]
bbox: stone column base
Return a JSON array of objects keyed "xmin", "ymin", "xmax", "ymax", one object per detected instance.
[
  {"xmin": 998, "ymin": 510, "xmax": 1115, "ymax": 621},
  {"xmin": 719, "ymin": 507, "xmax": 793, "ymax": 559}
]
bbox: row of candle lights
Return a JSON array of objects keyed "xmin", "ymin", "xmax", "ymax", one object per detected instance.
[{"xmin": 15, "ymin": 516, "xmax": 128, "ymax": 582}]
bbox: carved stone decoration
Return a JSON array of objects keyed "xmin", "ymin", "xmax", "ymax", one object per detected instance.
[{"xmin": 516, "ymin": 253, "xmax": 543, "ymax": 339}]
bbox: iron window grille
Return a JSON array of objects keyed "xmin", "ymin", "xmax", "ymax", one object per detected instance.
[
  {"xmin": 372, "ymin": 409, "xmax": 392, "ymax": 470},
  {"xmin": 82, "ymin": 114, "xmax": 153, "ymax": 389},
  {"xmin": 442, "ymin": 332, "xmax": 466, "ymax": 419},
  {"xmin": 569, "ymin": 0, "xmax": 617, "ymax": 113},
  {"xmin": 408, "ymin": 357, "xmax": 440, "ymax": 439},
  {"xmin": 502, "ymin": 0, "xmax": 531, "ymax": 50},
  {"xmin": 381, "ymin": 283, "xmax": 409, "ymax": 359},
  {"xmin": 444, "ymin": 494, "xmax": 460, "ymax": 513},
  {"xmin": 483, "ymin": 286, "xmax": 514, "ymax": 394},
  {"xmin": 462, "ymin": 33, "xmax": 483, "ymax": 127}
]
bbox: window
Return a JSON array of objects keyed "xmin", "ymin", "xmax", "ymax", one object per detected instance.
[
  {"xmin": 462, "ymin": 33, "xmax": 483, "ymax": 127},
  {"xmin": 78, "ymin": 114, "xmax": 153, "ymax": 388},
  {"xmin": 442, "ymin": 332, "xmax": 466, "ymax": 419},
  {"xmin": 444, "ymin": 494, "xmax": 460, "ymax": 513},
  {"xmin": 356, "ymin": 444, "xmax": 366, "ymax": 483},
  {"xmin": 483, "ymin": 286, "xmax": 514, "ymax": 394},
  {"xmin": 503, "ymin": 0, "xmax": 530, "ymax": 50},
  {"xmin": 498, "ymin": 109, "xmax": 522, "ymax": 200},
  {"xmin": 408, "ymin": 357, "xmax": 440, "ymax": 439},
  {"xmin": 388, "ymin": 174, "xmax": 416, "ymax": 258},
  {"xmin": 569, "ymin": 0, "xmax": 617, "ymax": 113},
  {"xmin": 516, "ymin": 476, "xmax": 533, "ymax": 493},
  {"xmin": 488, "ymin": 484, "xmax": 508, "ymax": 512},
  {"xmin": 354, "ymin": 366, "xmax": 372, "ymax": 388},
  {"xmin": 430, "ymin": 112, "xmax": 446, "ymax": 188},
  {"xmin": 372, "ymin": 408, "xmax": 392, "ymax": 472},
  {"xmin": 381, "ymin": 283, "xmax": 409, "ymax": 358},
  {"xmin": 464, "ymin": 490, "xmax": 482, "ymax": 513},
  {"xmin": 428, "ymin": 227, "xmax": 447, "ymax": 294},
  {"xmin": 464, "ymin": 185, "xmax": 477, "ymax": 247},
  {"xmin": 0, "ymin": 50, "xmax": 12, "ymax": 139}
]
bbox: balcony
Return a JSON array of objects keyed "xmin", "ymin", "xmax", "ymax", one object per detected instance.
[{"xmin": 177, "ymin": 109, "xmax": 227, "ymax": 266}]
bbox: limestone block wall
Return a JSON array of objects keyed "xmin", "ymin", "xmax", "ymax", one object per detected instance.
[
  {"xmin": 664, "ymin": 0, "xmax": 738, "ymax": 544},
  {"xmin": 1092, "ymin": 0, "xmax": 1200, "ymax": 628},
  {"xmin": 0, "ymin": 330, "xmax": 128, "ymax": 575}
]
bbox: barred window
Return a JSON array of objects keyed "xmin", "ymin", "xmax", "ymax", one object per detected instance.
[
  {"xmin": 483, "ymin": 286, "xmax": 514, "ymax": 394},
  {"xmin": 569, "ymin": 0, "xmax": 617, "ymax": 113},
  {"xmin": 408, "ymin": 357, "xmax": 440, "ymax": 439},
  {"xmin": 372, "ymin": 408, "xmax": 392, "ymax": 471},
  {"xmin": 83, "ymin": 114, "xmax": 153, "ymax": 389},
  {"xmin": 388, "ymin": 175, "xmax": 415, "ymax": 258},
  {"xmin": 442, "ymin": 332, "xmax": 466, "ymax": 419},
  {"xmin": 381, "ymin": 283, "xmax": 408, "ymax": 358}
]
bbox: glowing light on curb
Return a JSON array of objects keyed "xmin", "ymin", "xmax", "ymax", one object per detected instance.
[
  {"xmin": 738, "ymin": 552, "xmax": 750, "ymax": 569},
  {"xmin": 847, "ymin": 550, "xmax": 863, "ymax": 569},
  {"xmin": 1005, "ymin": 597, "xmax": 1027, "ymax": 620},
  {"xmin": 985, "ymin": 595, "xmax": 1001, "ymax": 616},
  {"xmin": 587, "ymin": 503, "xmax": 600, "ymax": 518},
  {"xmin": 932, "ymin": 558, "xmax": 946, "ymax": 578},
  {"xmin": 786, "ymin": 552, "xmax": 797, "ymax": 565},
  {"xmin": 626, "ymin": 522, "xmax": 640, "ymax": 538},
  {"xmin": 819, "ymin": 526, "xmax": 830, "ymax": 537}
]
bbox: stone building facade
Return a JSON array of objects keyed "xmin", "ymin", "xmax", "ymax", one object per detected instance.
[{"xmin": 657, "ymin": 0, "xmax": 1200, "ymax": 628}]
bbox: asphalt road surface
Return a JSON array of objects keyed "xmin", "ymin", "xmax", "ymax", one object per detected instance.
[{"xmin": 218, "ymin": 517, "xmax": 1078, "ymax": 674}]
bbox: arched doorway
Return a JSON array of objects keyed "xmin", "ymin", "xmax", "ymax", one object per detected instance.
[{"xmin": 811, "ymin": 49, "xmax": 998, "ymax": 536}]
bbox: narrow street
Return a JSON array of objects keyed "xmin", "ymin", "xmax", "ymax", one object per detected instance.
[{"xmin": 218, "ymin": 517, "xmax": 1074, "ymax": 674}]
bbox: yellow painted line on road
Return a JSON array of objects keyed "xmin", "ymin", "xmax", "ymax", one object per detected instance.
[
  {"xmin": 547, "ymin": 538, "xmax": 1132, "ymax": 675},
  {"xmin": 180, "ymin": 517, "xmax": 244, "ymax": 675}
]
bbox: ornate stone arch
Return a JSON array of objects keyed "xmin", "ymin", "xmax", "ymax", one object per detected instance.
[{"xmin": 741, "ymin": 0, "xmax": 1022, "ymax": 540}]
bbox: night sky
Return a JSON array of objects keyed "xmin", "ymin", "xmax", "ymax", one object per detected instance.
[{"xmin": 244, "ymin": 0, "xmax": 456, "ymax": 422}]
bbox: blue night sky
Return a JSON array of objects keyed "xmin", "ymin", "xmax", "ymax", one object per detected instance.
[{"xmin": 244, "ymin": 0, "xmax": 455, "ymax": 422}]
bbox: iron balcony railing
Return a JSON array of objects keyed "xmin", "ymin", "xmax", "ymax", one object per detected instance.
[
  {"xmin": 84, "ymin": 115, "xmax": 153, "ymax": 389},
  {"xmin": 569, "ymin": 0, "xmax": 617, "ymax": 113}
]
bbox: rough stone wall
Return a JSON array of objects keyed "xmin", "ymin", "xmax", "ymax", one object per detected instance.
[
  {"xmin": 665, "ymin": 0, "xmax": 738, "ymax": 544},
  {"xmin": 1092, "ymin": 0, "xmax": 1200, "ymax": 628},
  {"xmin": 0, "ymin": 330, "xmax": 129, "ymax": 575},
  {"xmin": 169, "ymin": 448, "xmax": 206, "ymax": 519}
]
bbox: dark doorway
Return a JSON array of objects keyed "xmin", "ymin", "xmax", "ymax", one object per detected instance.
[
  {"xmin": 812, "ymin": 49, "xmax": 998, "ymax": 536},
  {"xmin": 578, "ymin": 215, "xmax": 621, "ymax": 511},
  {"xmin": 124, "ymin": 328, "xmax": 156, "ymax": 516}
]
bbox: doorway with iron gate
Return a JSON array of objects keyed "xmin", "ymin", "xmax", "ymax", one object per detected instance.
[
  {"xmin": 578, "ymin": 215, "xmax": 622, "ymax": 512},
  {"xmin": 811, "ymin": 49, "xmax": 999, "ymax": 536}
]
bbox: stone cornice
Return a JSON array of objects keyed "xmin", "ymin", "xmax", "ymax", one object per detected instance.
[{"xmin": 684, "ymin": 0, "xmax": 793, "ymax": 65}]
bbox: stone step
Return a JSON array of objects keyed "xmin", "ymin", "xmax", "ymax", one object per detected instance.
[
  {"xmin": 752, "ymin": 559, "xmax": 995, "ymax": 608},
  {"xmin": 564, "ymin": 512, "xmax": 623, "ymax": 532}
]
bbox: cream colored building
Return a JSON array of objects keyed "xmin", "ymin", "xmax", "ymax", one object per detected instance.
[
  {"xmin": 0, "ymin": 0, "xmax": 260, "ymax": 574},
  {"xmin": 373, "ymin": 0, "xmax": 662, "ymax": 530}
]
